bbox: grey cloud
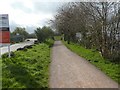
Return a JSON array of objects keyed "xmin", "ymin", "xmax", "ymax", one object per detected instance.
[
  {"xmin": 9, "ymin": 21, "xmax": 18, "ymax": 32},
  {"xmin": 10, "ymin": 1, "xmax": 64, "ymax": 14},
  {"xmin": 11, "ymin": 1, "xmax": 33, "ymax": 13},
  {"xmin": 9, "ymin": 1, "xmax": 66, "ymax": 33},
  {"xmin": 25, "ymin": 26, "xmax": 37, "ymax": 34},
  {"xmin": 32, "ymin": 2, "xmax": 63, "ymax": 14}
]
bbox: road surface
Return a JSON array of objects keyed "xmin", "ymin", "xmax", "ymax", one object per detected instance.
[
  {"xmin": 0, "ymin": 39, "xmax": 37, "ymax": 55},
  {"xmin": 50, "ymin": 41, "xmax": 119, "ymax": 88}
]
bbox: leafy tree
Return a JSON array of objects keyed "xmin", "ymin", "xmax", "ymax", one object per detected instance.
[
  {"xmin": 12, "ymin": 27, "xmax": 29, "ymax": 39},
  {"xmin": 35, "ymin": 26, "xmax": 54, "ymax": 42}
]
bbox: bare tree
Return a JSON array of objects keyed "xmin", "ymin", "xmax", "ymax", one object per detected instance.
[{"xmin": 51, "ymin": 2, "xmax": 120, "ymax": 61}]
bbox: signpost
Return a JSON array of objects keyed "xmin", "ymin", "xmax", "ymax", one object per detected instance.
[{"xmin": 0, "ymin": 14, "xmax": 10, "ymax": 58}]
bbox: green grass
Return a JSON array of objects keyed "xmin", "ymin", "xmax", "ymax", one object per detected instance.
[
  {"xmin": 0, "ymin": 58, "xmax": 2, "ymax": 89},
  {"xmin": 54, "ymin": 36, "xmax": 62, "ymax": 41},
  {"xmin": 2, "ymin": 40, "xmax": 54, "ymax": 88},
  {"xmin": 45, "ymin": 39, "xmax": 54, "ymax": 48},
  {"xmin": 63, "ymin": 41, "xmax": 120, "ymax": 84}
]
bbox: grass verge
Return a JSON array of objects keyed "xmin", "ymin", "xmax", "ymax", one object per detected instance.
[
  {"xmin": 2, "ymin": 40, "xmax": 54, "ymax": 88},
  {"xmin": 63, "ymin": 41, "xmax": 120, "ymax": 84}
]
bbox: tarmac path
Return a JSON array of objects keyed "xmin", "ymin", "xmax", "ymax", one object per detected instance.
[{"xmin": 50, "ymin": 41, "xmax": 119, "ymax": 88}]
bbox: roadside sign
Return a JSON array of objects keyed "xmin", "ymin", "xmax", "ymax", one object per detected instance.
[
  {"xmin": 0, "ymin": 31, "xmax": 10, "ymax": 43},
  {"xmin": 0, "ymin": 14, "xmax": 10, "ymax": 58},
  {"xmin": 0, "ymin": 14, "xmax": 10, "ymax": 44}
]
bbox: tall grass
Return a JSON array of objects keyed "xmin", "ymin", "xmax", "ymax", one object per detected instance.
[{"xmin": 2, "ymin": 40, "xmax": 54, "ymax": 88}]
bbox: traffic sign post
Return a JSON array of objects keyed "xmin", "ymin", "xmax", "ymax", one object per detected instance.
[{"xmin": 0, "ymin": 14, "xmax": 10, "ymax": 58}]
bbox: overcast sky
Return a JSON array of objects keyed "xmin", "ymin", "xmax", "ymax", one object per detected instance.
[
  {"xmin": 1, "ymin": 0, "xmax": 117, "ymax": 33},
  {"xmin": 0, "ymin": 0, "xmax": 75, "ymax": 33}
]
